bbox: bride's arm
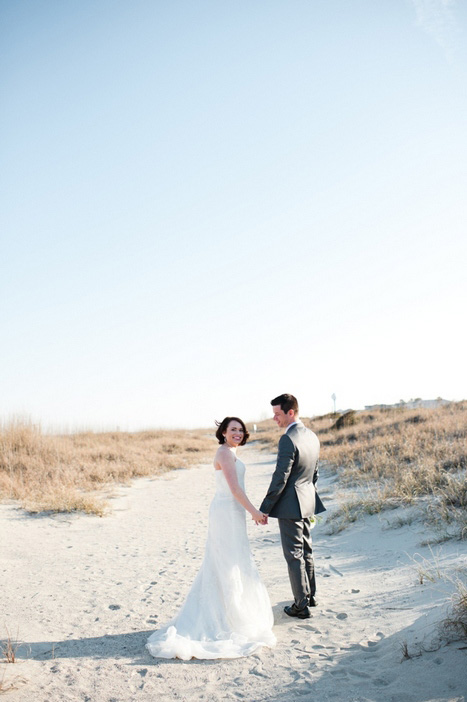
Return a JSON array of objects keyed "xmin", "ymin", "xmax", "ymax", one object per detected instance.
[{"xmin": 215, "ymin": 449, "xmax": 264, "ymax": 521}]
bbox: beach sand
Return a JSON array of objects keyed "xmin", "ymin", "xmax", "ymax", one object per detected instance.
[{"xmin": 1, "ymin": 446, "xmax": 466, "ymax": 701}]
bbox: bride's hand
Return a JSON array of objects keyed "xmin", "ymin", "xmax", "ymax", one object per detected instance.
[{"xmin": 252, "ymin": 510, "xmax": 267, "ymax": 525}]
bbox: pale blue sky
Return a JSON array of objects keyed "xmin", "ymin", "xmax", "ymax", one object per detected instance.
[{"xmin": 1, "ymin": 1, "xmax": 466, "ymax": 430}]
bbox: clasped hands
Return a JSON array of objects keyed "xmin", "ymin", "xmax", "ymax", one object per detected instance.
[{"xmin": 253, "ymin": 512, "xmax": 268, "ymax": 526}]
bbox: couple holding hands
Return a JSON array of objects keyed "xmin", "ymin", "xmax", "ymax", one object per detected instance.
[{"xmin": 147, "ymin": 393, "xmax": 325, "ymax": 660}]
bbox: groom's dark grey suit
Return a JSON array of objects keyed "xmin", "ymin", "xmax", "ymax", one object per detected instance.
[{"xmin": 260, "ymin": 422, "xmax": 324, "ymax": 611}]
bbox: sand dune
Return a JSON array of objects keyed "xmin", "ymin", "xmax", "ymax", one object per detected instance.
[{"xmin": 1, "ymin": 447, "xmax": 466, "ymax": 701}]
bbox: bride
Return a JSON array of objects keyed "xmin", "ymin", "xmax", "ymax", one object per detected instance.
[{"xmin": 146, "ymin": 416, "xmax": 276, "ymax": 660}]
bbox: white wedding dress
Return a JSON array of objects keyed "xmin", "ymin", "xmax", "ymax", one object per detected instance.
[{"xmin": 146, "ymin": 459, "xmax": 276, "ymax": 660}]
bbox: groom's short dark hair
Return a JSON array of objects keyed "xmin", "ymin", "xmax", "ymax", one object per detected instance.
[{"xmin": 270, "ymin": 394, "xmax": 299, "ymax": 415}]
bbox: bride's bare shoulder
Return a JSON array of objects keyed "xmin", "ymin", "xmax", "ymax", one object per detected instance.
[
  {"xmin": 214, "ymin": 445, "xmax": 234, "ymax": 470},
  {"xmin": 213, "ymin": 444, "xmax": 223, "ymax": 469}
]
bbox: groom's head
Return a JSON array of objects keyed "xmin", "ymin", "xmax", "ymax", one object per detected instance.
[{"xmin": 271, "ymin": 394, "xmax": 299, "ymax": 428}]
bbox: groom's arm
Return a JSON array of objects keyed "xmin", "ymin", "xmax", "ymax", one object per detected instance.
[{"xmin": 259, "ymin": 434, "xmax": 295, "ymax": 515}]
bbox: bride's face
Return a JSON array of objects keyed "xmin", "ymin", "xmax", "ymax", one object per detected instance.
[{"xmin": 223, "ymin": 421, "xmax": 245, "ymax": 447}]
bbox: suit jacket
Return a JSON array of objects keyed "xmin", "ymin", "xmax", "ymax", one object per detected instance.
[{"xmin": 260, "ymin": 422, "xmax": 325, "ymax": 519}]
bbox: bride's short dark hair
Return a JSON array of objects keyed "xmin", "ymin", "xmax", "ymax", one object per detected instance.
[{"xmin": 215, "ymin": 417, "xmax": 250, "ymax": 445}]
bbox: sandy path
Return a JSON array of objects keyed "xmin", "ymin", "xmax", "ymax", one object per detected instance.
[{"xmin": 1, "ymin": 446, "xmax": 466, "ymax": 701}]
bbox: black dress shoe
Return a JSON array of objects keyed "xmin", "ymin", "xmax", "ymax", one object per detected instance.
[
  {"xmin": 284, "ymin": 604, "xmax": 312, "ymax": 619},
  {"xmin": 309, "ymin": 596, "xmax": 318, "ymax": 607}
]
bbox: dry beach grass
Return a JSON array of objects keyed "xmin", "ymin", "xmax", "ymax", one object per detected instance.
[{"xmin": 0, "ymin": 421, "xmax": 214, "ymax": 515}]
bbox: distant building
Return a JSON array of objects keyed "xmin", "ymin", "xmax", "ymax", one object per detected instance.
[{"xmin": 364, "ymin": 398, "xmax": 450, "ymax": 411}]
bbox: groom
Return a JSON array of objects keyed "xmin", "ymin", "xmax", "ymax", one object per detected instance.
[{"xmin": 260, "ymin": 394, "xmax": 325, "ymax": 619}]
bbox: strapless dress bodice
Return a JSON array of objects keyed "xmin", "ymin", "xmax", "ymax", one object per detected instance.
[{"xmin": 215, "ymin": 459, "xmax": 245, "ymax": 496}]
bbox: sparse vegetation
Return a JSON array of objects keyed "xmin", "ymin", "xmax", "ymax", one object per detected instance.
[
  {"xmin": 324, "ymin": 495, "xmax": 399, "ymax": 534},
  {"xmin": 399, "ymin": 639, "xmax": 423, "ymax": 661},
  {"xmin": 397, "ymin": 551, "xmax": 467, "ymax": 657},
  {"xmin": 411, "ymin": 549, "xmax": 444, "ymax": 585},
  {"xmin": 0, "ymin": 420, "xmax": 214, "ymax": 515},
  {"xmin": 0, "ymin": 663, "xmax": 27, "ymax": 696},
  {"xmin": 1, "ymin": 628, "xmax": 20, "ymax": 664},
  {"xmin": 411, "ymin": 551, "xmax": 467, "ymax": 644},
  {"xmin": 441, "ymin": 579, "xmax": 467, "ymax": 641}
]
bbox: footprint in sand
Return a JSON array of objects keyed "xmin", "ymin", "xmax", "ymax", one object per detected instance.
[
  {"xmin": 302, "ymin": 624, "xmax": 321, "ymax": 633},
  {"xmin": 291, "ymin": 684, "xmax": 314, "ymax": 697},
  {"xmin": 369, "ymin": 631, "xmax": 385, "ymax": 643},
  {"xmin": 359, "ymin": 632, "xmax": 385, "ymax": 650},
  {"xmin": 330, "ymin": 668, "xmax": 348, "ymax": 677},
  {"xmin": 250, "ymin": 663, "xmax": 267, "ymax": 678},
  {"xmin": 348, "ymin": 669, "xmax": 371, "ymax": 678},
  {"xmin": 373, "ymin": 678, "xmax": 390, "ymax": 686}
]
